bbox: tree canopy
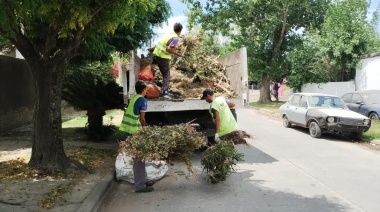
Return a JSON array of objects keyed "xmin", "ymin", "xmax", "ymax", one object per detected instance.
[
  {"xmin": 286, "ymin": 0, "xmax": 380, "ymax": 90},
  {"xmin": 0, "ymin": 0, "xmax": 170, "ymax": 172},
  {"xmin": 184, "ymin": 0, "xmax": 331, "ymax": 102}
]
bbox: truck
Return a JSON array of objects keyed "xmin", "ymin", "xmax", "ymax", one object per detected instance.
[{"xmin": 117, "ymin": 47, "xmax": 249, "ymax": 141}]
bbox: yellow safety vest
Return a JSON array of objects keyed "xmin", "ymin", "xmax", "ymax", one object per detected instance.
[
  {"xmin": 119, "ymin": 94, "xmax": 143, "ymax": 134},
  {"xmin": 209, "ymin": 96, "xmax": 238, "ymax": 136},
  {"xmin": 153, "ymin": 32, "xmax": 179, "ymax": 59}
]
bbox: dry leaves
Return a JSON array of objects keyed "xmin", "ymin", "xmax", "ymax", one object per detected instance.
[
  {"xmin": 152, "ymin": 32, "xmax": 238, "ymax": 99},
  {"xmin": 119, "ymin": 123, "xmax": 205, "ymax": 175}
]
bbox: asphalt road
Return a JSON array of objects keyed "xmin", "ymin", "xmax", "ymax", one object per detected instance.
[{"xmin": 98, "ymin": 108, "xmax": 380, "ymax": 212}]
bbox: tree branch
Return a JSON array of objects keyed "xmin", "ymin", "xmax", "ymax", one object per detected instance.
[{"xmin": 273, "ymin": 3, "xmax": 289, "ymax": 58}]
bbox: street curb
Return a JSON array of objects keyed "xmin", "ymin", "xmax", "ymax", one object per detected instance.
[{"xmin": 77, "ymin": 170, "xmax": 115, "ymax": 212}]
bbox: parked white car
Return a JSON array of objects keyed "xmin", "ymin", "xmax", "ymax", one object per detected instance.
[{"xmin": 279, "ymin": 93, "xmax": 370, "ymax": 140}]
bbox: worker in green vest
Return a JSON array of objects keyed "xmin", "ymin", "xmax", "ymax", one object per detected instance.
[
  {"xmin": 118, "ymin": 80, "xmax": 154, "ymax": 193},
  {"xmin": 153, "ymin": 23, "xmax": 183, "ymax": 100},
  {"xmin": 201, "ymin": 89, "xmax": 238, "ymax": 144}
]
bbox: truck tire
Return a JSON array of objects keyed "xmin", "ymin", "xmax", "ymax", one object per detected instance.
[{"xmin": 309, "ymin": 121, "xmax": 322, "ymax": 138}]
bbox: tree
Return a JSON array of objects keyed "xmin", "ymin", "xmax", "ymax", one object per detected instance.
[
  {"xmin": 0, "ymin": 0, "xmax": 168, "ymax": 173},
  {"xmin": 287, "ymin": 0, "xmax": 380, "ymax": 90},
  {"xmin": 184, "ymin": 0, "xmax": 331, "ymax": 102},
  {"xmin": 62, "ymin": 71, "xmax": 124, "ymax": 141}
]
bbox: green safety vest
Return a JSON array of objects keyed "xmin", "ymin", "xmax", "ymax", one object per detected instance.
[
  {"xmin": 119, "ymin": 94, "xmax": 143, "ymax": 134},
  {"xmin": 209, "ymin": 96, "xmax": 238, "ymax": 137},
  {"xmin": 153, "ymin": 32, "xmax": 179, "ymax": 59}
]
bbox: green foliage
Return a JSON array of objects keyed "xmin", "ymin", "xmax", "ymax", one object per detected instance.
[
  {"xmin": 363, "ymin": 120, "xmax": 380, "ymax": 140},
  {"xmin": 0, "ymin": 0, "xmax": 167, "ymax": 61},
  {"xmin": 184, "ymin": 0, "xmax": 331, "ymax": 101},
  {"xmin": 65, "ymin": 60, "xmax": 115, "ymax": 84},
  {"xmin": 80, "ymin": 0, "xmax": 171, "ymax": 61},
  {"xmin": 62, "ymin": 71, "xmax": 123, "ymax": 141},
  {"xmin": 286, "ymin": 0, "xmax": 380, "ymax": 89},
  {"xmin": 62, "ymin": 71, "xmax": 123, "ymax": 113},
  {"xmin": 201, "ymin": 141, "xmax": 244, "ymax": 183},
  {"xmin": 0, "ymin": 34, "xmax": 12, "ymax": 53},
  {"xmin": 0, "ymin": 0, "xmax": 171, "ymax": 171},
  {"xmin": 120, "ymin": 123, "xmax": 204, "ymax": 176}
]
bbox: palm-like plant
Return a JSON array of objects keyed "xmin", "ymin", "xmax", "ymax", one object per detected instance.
[{"xmin": 62, "ymin": 71, "xmax": 124, "ymax": 140}]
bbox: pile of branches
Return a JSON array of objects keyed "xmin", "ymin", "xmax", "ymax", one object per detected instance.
[
  {"xmin": 119, "ymin": 123, "xmax": 253, "ymax": 182},
  {"xmin": 153, "ymin": 32, "xmax": 237, "ymax": 99},
  {"xmin": 200, "ymin": 130, "xmax": 252, "ymax": 183},
  {"xmin": 201, "ymin": 141, "xmax": 244, "ymax": 183},
  {"xmin": 119, "ymin": 123, "xmax": 205, "ymax": 175},
  {"xmin": 220, "ymin": 130, "xmax": 253, "ymax": 145}
]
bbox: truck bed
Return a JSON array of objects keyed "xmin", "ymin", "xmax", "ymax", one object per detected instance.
[{"xmin": 146, "ymin": 98, "xmax": 242, "ymax": 112}]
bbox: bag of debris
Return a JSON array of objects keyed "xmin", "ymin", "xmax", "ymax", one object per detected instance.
[
  {"xmin": 139, "ymin": 65, "xmax": 154, "ymax": 81},
  {"xmin": 145, "ymin": 83, "xmax": 161, "ymax": 99},
  {"xmin": 115, "ymin": 152, "xmax": 168, "ymax": 183}
]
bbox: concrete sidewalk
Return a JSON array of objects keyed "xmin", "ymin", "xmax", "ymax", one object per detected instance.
[{"xmin": 0, "ymin": 137, "xmax": 118, "ymax": 212}]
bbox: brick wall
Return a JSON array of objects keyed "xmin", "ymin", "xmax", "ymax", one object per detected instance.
[{"xmin": 0, "ymin": 56, "xmax": 35, "ymax": 134}]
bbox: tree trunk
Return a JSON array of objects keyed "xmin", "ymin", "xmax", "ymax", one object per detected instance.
[
  {"xmin": 258, "ymin": 3, "xmax": 289, "ymax": 103},
  {"xmin": 28, "ymin": 60, "xmax": 70, "ymax": 173},
  {"xmin": 258, "ymin": 73, "xmax": 272, "ymax": 102},
  {"xmin": 87, "ymin": 110, "xmax": 106, "ymax": 141}
]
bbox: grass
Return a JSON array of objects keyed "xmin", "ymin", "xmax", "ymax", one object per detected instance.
[
  {"xmin": 62, "ymin": 109, "xmax": 124, "ymax": 141},
  {"xmin": 249, "ymin": 101, "xmax": 285, "ymax": 113},
  {"xmin": 363, "ymin": 121, "xmax": 380, "ymax": 140}
]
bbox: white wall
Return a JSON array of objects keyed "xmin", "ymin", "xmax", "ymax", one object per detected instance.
[
  {"xmin": 301, "ymin": 81, "xmax": 355, "ymax": 96},
  {"xmin": 218, "ymin": 47, "xmax": 249, "ymax": 105},
  {"xmin": 356, "ymin": 56, "xmax": 380, "ymax": 90}
]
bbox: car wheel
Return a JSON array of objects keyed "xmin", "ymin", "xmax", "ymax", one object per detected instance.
[
  {"xmin": 369, "ymin": 112, "xmax": 379, "ymax": 120},
  {"xmin": 283, "ymin": 115, "xmax": 291, "ymax": 128},
  {"xmin": 349, "ymin": 132, "xmax": 363, "ymax": 141},
  {"xmin": 309, "ymin": 121, "xmax": 322, "ymax": 138}
]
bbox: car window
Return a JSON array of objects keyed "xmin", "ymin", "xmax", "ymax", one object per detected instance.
[
  {"xmin": 342, "ymin": 93, "xmax": 352, "ymax": 103},
  {"xmin": 361, "ymin": 92, "xmax": 380, "ymax": 104},
  {"xmin": 308, "ymin": 96, "xmax": 346, "ymax": 109},
  {"xmin": 291, "ymin": 95, "xmax": 300, "ymax": 106},
  {"xmin": 351, "ymin": 94, "xmax": 363, "ymax": 103},
  {"xmin": 300, "ymin": 95, "xmax": 308, "ymax": 107},
  {"xmin": 308, "ymin": 96, "xmax": 322, "ymax": 107}
]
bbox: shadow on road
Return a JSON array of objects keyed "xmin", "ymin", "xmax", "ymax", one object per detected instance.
[
  {"xmin": 100, "ymin": 153, "xmax": 353, "ymax": 212},
  {"xmin": 236, "ymin": 144, "xmax": 278, "ymax": 164},
  {"xmin": 287, "ymin": 126, "xmax": 360, "ymax": 143}
]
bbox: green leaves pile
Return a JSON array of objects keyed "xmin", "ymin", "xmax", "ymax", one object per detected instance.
[
  {"xmin": 201, "ymin": 141, "xmax": 244, "ymax": 183},
  {"xmin": 119, "ymin": 125, "xmax": 251, "ymax": 182},
  {"xmin": 119, "ymin": 123, "xmax": 204, "ymax": 174}
]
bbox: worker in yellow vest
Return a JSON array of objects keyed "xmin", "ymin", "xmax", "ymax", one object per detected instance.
[
  {"xmin": 201, "ymin": 89, "xmax": 238, "ymax": 143},
  {"xmin": 118, "ymin": 81, "xmax": 154, "ymax": 193},
  {"xmin": 153, "ymin": 23, "xmax": 183, "ymax": 100}
]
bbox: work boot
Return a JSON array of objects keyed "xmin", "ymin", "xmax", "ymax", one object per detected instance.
[
  {"xmin": 145, "ymin": 181, "xmax": 154, "ymax": 187},
  {"xmin": 135, "ymin": 186, "xmax": 154, "ymax": 193},
  {"xmin": 160, "ymin": 91, "xmax": 172, "ymax": 100}
]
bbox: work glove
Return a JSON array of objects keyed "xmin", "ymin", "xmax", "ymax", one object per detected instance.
[{"xmin": 214, "ymin": 133, "xmax": 220, "ymax": 142}]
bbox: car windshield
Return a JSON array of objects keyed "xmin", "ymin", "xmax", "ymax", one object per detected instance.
[
  {"xmin": 308, "ymin": 96, "xmax": 347, "ymax": 109},
  {"xmin": 361, "ymin": 92, "xmax": 380, "ymax": 104}
]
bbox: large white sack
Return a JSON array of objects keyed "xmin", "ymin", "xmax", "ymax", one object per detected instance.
[{"xmin": 115, "ymin": 152, "xmax": 168, "ymax": 183}]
